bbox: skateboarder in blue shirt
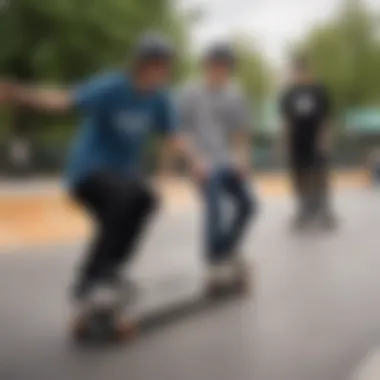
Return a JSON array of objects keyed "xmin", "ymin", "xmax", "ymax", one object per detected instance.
[{"xmin": 0, "ymin": 33, "xmax": 184, "ymax": 301}]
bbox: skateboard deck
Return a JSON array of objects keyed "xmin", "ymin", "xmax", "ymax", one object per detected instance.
[{"xmin": 71, "ymin": 271, "xmax": 250, "ymax": 344}]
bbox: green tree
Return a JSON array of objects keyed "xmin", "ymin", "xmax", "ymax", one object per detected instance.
[
  {"xmin": 0, "ymin": 0, "xmax": 189, "ymax": 82},
  {"xmin": 299, "ymin": 0, "xmax": 380, "ymax": 116}
]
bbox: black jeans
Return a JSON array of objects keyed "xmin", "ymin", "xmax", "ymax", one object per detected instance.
[
  {"xmin": 289, "ymin": 147, "xmax": 331, "ymax": 216},
  {"xmin": 71, "ymin": 171, "xmax": 158, "ymax": 283}
]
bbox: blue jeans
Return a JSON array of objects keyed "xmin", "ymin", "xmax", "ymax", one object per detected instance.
[{"xmin": 202, "ymin": 166, "xmax": 257, "ymax": 264}]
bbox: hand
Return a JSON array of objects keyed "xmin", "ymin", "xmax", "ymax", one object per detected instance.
[
  {"xmin": 230, "ymin": 153, "xmax": 251, "ymax": 179},
  {"xmin": 318, "ymin": 131, "xmax": 331, "ymax": 155},
  {"xmin": 318, "ymin": 122, "xmax": 332, "ymax": 153},
  {"xmin": 191, "ymin": 160, "xmax": 209, "ymax": 184},
  {"xmin": 0, "ymin": 80, "xmax": 17, "ymax": 104},
  {"xmin": 234, "ymin": 161, "xmax": 251, "ymax": 179},
  {"xmin": 0, "ymin": 81, "xmax": 10, "ymax": 103}
]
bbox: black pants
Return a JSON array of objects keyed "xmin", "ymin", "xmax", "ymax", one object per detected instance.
[
  {"xmin": 72, "ymin": 171, "xmax": 158, "ymax": 283},
  {"xmin": 289, "ymin": 137, "xmax": 331, "ymax": 216}
]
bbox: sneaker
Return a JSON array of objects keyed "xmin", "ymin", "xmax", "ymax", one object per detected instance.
[
  {"xmin": 87, "ymin": 284, "xmax": 120, "ymax": 308},
  {"xmin": 71, "ymin": 270, "xmax": 126, "ymax": 305},
  {"xmin": 102, "ymin": 268, "xmax": 139, "ymax": 301}
]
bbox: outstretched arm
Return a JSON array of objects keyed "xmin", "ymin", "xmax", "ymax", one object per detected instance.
[
  {"xmin": 0, "ymin": 73, "xmax": 117, "ymax": 114},
  {"xmin": 14, "ymin": 85, "xmax": 73, "ymax": 113},
  {"xmin": 0, "ymin": 81, "xmax": 74, "ymax": 113}
]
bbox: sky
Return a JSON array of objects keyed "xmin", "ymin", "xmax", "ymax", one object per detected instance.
[{"xmin": 177, "ymin": 0, "xmax": 380, "ymax": 65}]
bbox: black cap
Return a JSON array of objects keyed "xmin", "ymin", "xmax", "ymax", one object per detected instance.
[
  {"xmin": 134, "ymin": 32, "xmax": 175, "ymax": 64},
  {"xmin": 203, "ymin": 43, "xmax": 236, "ymax": 68}
]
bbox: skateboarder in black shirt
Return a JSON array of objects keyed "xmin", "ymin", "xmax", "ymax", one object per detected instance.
[{"xmin": 280, "ymin": 56, "xmax": 337, "ymax": 229}]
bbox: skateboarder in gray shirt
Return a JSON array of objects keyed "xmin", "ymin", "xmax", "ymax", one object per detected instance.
[{"xmin": 179, "ymin": 43, "xmax": 258, "ymax": 290}]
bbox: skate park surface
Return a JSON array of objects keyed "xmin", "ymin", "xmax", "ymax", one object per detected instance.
[{"xmin": 2, "ymin": 172, "xmax": 380, "ymax": 380}]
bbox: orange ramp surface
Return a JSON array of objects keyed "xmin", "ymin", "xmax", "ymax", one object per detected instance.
[{"xmin": 0, "ymin": 171, "xmax": 368, "ymax": 250}]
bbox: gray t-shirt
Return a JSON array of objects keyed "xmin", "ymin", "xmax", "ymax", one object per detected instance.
[{"xmin": 178, "ymin": 79, "xmax": 251, "ymax": 167}]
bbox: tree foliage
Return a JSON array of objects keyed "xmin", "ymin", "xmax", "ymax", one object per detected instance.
[
  {"xmin": 0, "ymin": 0, "xmax": 189, "ymax": 83},
  {"xmin": 299, "ymin": 0, "xmax": 380, "ymax": 115}
]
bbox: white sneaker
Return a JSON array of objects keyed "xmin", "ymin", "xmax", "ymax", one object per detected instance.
[{"xmin": 88, "ymin": 284, "xmax": 119, "ymax": 308}]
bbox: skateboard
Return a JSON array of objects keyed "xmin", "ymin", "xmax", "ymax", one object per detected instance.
[{"xmin": 71, "ymin": 271, "xmax": 251, "ymax": 344}]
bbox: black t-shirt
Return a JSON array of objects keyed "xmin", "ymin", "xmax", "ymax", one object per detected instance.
[{"xmin": 280, "ymin": 83, "xmax": 331, "ymax": 132}]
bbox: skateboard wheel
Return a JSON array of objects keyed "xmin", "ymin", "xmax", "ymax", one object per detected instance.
[
  {"xmin": 71, "ymin": 314, "xmax": 91, "ymax": 342},
  {"xmin": 115, "ymin": 320, "xmax": 138, "ymax": 341},
  {"xmin": 235, "ymin": 276, "xmax": 251, "ymax": 296}
]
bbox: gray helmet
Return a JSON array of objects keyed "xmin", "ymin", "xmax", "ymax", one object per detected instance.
[
  {"xmin": 203, "ymin": 43, "xmax": 236, "ymax": 68},
  {"xmin": 134, "ymin": 32, "xmax": 175, "ymax": 64}
]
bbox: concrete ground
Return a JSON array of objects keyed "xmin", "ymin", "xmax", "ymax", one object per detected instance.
[{"xmin": 1, "ymin": 188, "xmax": 380, "ymax": 380}]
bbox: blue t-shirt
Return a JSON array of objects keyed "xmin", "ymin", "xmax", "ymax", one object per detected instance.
[{"xmin": 65, "ymin": 72, "xmax": 176, "ymax": 187}]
